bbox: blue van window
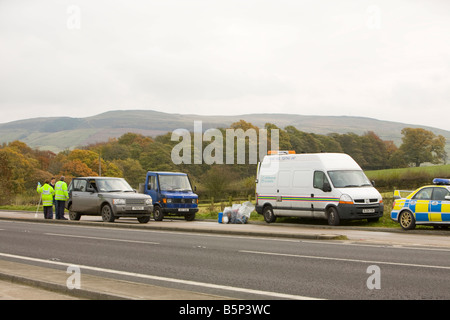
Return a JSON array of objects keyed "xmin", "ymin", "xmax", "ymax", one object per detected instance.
[{"xmin": 148, "ymin": 176, "xmax": 156, "ymax": 190}]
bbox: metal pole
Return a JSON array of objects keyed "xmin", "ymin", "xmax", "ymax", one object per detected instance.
[{"xmin": 35, "ymin": 195, "xmax": 42, "ymax": 218}]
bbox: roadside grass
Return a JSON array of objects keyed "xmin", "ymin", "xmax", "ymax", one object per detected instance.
[{"xmin": 0, "ymin": 205, "xmax": 38, "ymax": 212}]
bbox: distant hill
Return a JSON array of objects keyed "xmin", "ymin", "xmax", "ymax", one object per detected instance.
[{"xmin": 1, "ymin": 109, "xmax": 449, "ymax": 153}]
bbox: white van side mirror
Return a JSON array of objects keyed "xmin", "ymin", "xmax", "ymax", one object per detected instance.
[{"xmin": 323, "ymin": 182, "xmax": 332, "ymax": 192}]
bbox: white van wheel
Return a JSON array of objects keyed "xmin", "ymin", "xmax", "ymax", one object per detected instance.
[
  {"xmin": 263, "ymin": 206, "xmax": 276, "ymax": 223},
  {"xmin": 327, "ymin": 207, "xmax": 340, "ymax": 226}
]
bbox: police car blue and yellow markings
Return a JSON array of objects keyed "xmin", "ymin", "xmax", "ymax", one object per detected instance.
[{"xmin": 391, "ymin": 178, "xmax": 450, "ymax": 224}]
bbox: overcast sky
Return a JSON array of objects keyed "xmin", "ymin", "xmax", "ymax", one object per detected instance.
[{"xmin": 1, "ymin": 1, "xmax": 449, "ymax": 131}]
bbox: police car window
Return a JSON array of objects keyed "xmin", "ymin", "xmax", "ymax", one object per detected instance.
[
  {"xmin": 413, "ymin": 188, "xmax": 433, "ymax": 200},
  {"xmin": 432, "ymin": 188, "xmax": 450, "ymax": 201}
]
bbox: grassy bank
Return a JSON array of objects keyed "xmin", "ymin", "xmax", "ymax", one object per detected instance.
[{"xmin": 366, "ymin": 164, "xmax": 450, "ymax": 191}]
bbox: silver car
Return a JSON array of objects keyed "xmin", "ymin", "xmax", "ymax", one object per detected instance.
[{"xmin": 67, "ymin": 177, "xmax": 153, "ymax": 223}]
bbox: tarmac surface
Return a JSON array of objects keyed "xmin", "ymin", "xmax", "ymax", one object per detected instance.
[{"xmin": 0, "ymin": 210, "xmax": 449, "ymax": 300}]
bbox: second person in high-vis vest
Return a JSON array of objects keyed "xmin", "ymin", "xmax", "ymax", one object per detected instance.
[{"xmin": 54, "ymin": 176, "xmax": 69, "ymax": 220}]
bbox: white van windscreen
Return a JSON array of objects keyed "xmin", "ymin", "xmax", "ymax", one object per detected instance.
[{"xmin": 328, "ymin": 170, "xmax": 372, "ymax": 188}]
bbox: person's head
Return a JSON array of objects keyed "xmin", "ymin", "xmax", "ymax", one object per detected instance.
[
  {"xmin": 44, "ymin": 179, "xmax": 50, "ymax": 184},
  {"xmin": 51, "ymin": 177, "xmax": 55, "ymax": 183},
  {"xmin": 60, "ymin": 176, "xmax": 65, "ymax": 181}
]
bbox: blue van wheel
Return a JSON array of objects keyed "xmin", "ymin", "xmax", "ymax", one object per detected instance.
[{"xmin": 153, "ymin": 206, "xmax": 164, "ymax": 221}]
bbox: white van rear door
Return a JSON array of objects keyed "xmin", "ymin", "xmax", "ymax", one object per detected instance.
[
  {"xmin": 289, "ymin": 170, "xmax": 313, "ymax": 217},
  {"xmin": 276, "ymin": 170, "xmax": 292, "ymax": 212}
]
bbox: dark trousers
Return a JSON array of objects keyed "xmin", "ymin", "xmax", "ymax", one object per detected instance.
[
  {"xmin": 43, "ymin": 206, "xmax": 53, "ymax": 219},
  {"xmin": 55, "ymin": 200, "xmax": 66, "ymax": 219}
]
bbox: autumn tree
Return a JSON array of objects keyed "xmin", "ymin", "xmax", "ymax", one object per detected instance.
[
  {"xmin": 64, "ymin": 149, "xmax": 122, "ymax": 177},
  {"xmin": 399, "ymin": 128, "xmax": 447, "ymax": 167},
  {"xmin": 0, "ymin": 142, "xmax": 39, "ymax": 203},
  {"xmin": 0, "ymin": 150, "xmax": 13, "ymax": 204},
  {"xmin": 113, "ymin": 159, "xmax": 145, "ymax": 188},
  {"xmin": 61, "ymin": 159, "xmax": 97, "ymax": 178}
]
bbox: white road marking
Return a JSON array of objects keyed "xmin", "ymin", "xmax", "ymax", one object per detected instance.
[
  {"xmin": 0, "ymin": 252, "xmax": 321, "ymax": 300},
  {"xmin": 45, "ymin": 233, "xmax": 159, "ymax": 245},
  {"xmin": 240, "ymin": 250, "xmax": 450, "ymax": 270},
  {"xmin": 300, "ymin": 240, "xmax": 450, "ymax": 252}
]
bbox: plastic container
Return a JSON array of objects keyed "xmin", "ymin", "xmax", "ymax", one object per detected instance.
[{"xmin": 218, "ymin": 212, "xmax": 223, "ymax": 223}]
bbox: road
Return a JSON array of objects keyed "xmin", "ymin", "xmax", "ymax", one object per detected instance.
[{"xmin": 0, "ymin": 219, "xmax": 449, "ymax": 300}]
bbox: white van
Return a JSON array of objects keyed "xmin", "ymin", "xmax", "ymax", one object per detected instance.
[{"xmin": 255, "ymin": 152, "xmax": 384, "ymax": 225}]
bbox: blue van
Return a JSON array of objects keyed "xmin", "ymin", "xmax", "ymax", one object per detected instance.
[{"xmin": 144, "ymin": 171, "xmax": 198, "ymax": 221}]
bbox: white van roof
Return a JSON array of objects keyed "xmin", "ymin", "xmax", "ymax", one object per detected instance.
[{"xmin": 262, "ymin": 153, "xmax": 361, "ymax": 171}]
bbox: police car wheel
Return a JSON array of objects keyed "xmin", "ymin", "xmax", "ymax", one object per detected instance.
[
  {"xmin": 263, "ymin": 206, "xmax": 276, "ymax": 223},
  {"xmin": 399, "ymin": 210, "xmax": 415, "ymax": 230}
]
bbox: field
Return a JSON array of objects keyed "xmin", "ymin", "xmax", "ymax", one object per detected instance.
[{"xmin": 365, "ymin": 164, "xmax": 450, "ymax": 191}]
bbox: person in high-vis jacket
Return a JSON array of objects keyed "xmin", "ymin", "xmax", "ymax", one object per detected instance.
[
  {"xmin": 37, "ymin": 180, "xmax": 55, "ymax": 219},
  {"xmin": 54, "ymin": 176, "xmax": 69, "ymax": 220}
]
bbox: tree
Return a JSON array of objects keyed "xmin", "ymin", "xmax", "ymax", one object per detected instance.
[
  {"xmin": 200, "ymin": 165, "xmax": 238, "ymax": 200},
  {"xmin": 360, "ymin": 131, "xmax": 390, "ymax": 169},
  {"xmin": 265, "ymin": 123, "xmax": 292, "ymax": 150},
  {"xmin": 0, "ymin": 150, "xmax": 13, "ymax": 205},
  {"xmin": 113, "ymin": 159, "xmax": 145, "ymax": 188},
  {"xmin": 0, "ymin": 144, "xmax": 38, "ymax": 200},
  {"xmin": 139, "ymin": 142, "xmax": 176, "ymax": 172},
  {"xmin": 399, "ymin": 128, "xmax": 446, "ymax": 167},
  {"xmin": 61, "ymin": 160, "xmax": 97, "ymax": 178}
]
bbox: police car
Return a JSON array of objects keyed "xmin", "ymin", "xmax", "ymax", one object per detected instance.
[{"xmin": 391, "ymin": 178, "xmax": 450, "ymax": 230}]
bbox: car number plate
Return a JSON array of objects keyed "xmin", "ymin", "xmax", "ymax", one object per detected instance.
[
  {"xmin": 362, "ymin": 208, "xmax": 375, "ymax": 213},
  {"xmin": 132, "ymin": 206, "xmax": 144, "ymax": 211},
  {"xmin": 178, "ymin": 208, "xmax": 189, "ymax": 212}
]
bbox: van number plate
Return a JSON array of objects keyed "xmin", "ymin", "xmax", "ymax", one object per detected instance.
[
  {"xmin": 132, "ymin": 206, "xmax": 144, "ymax": 211},
  {"xmin": 362, "ymin": 208, "xmax": 375, "ymax": 213},
  {"xmin": 178, "ymin": 208, "xmax": 189, "ymax": 212}
]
